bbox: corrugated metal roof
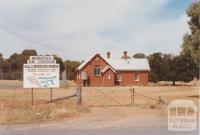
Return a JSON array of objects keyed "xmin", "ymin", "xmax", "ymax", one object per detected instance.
[
  {"xmin": 76, "ymin": 54, "xmax": 150, "ymax": 71},
  {"xmin": 105, "ymin": 57, "xmax": 150, "ymax": 71}
]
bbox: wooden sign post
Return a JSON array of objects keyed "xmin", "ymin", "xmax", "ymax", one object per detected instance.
[
  {"xmin": 31, "ymin": 88, "xmax": 34, "ymax": 105},
  {"xmin": 50, "ymin": 88, "xmax": 53, "ymax": 102}
]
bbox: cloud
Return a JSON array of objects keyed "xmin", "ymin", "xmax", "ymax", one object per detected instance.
[{"xmin": 0, "ymin": 0, "xmax": 190, "ymax": 60}]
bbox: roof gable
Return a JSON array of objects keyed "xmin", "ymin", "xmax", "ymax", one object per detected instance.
[{"xmin": 76, "ymin": 54, "xmax": 112, "ymax": 71}]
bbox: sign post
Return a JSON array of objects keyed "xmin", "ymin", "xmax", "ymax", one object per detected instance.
[
  {"xmin": 50, "ymin": 88, "xmax": 52, "ymax": 102},
  {"xmin": 31, "ymin": 88, "xmax": 34, "ymax": 105},
  {"xmin": 23, "ymin": 56, "xmax": 60, "ymax": 105}
]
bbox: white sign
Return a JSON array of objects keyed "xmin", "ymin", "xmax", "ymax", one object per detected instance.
[
  {"xmin": 23, "ymin": 56, "xmax": 60, "ymax": 88},
  {"xmin": 167, "ymin": 100, "xmax": 197, "ymax": 131}
]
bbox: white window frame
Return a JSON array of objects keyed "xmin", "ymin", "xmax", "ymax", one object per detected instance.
[
  {"xmin": 134, "ymin": 72, "xmax": 140, "ymax": 81},
  {"xmin": 94, "ymin": 66, "xmax": 101, "ymax": 76}
]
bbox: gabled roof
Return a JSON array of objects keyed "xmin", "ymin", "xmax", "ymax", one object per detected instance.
[{"xmin": 76, "ymin": 53, "xmax": 150, "ymax": 71}]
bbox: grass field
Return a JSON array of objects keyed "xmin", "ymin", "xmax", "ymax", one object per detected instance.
[{"xmin": 0, "ymin": 80, "xmax": 199, "ymax": 124}]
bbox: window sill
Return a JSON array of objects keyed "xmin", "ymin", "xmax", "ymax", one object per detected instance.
[{"xmin": 94, "ymin": 75, "xmax": 101, "ymax": 77}]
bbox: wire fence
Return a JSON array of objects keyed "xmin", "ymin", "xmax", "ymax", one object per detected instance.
[{"xmin": 81, "ymin": 86, "xmax": 167, "ymax": 108}]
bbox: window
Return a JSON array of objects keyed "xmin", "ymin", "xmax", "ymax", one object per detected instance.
[
  {"xmin": 117, "ymin": 72, "xmax": 122, "ymax": 81},
  {"xmin": 77, "ymin": 73, "xmax": 80, "ymax": 79},
  {"xmin": 94, "ymin": 66, "xmax": 100, "ymax": 76},
  {"xmin": 107, "ymin": 73, "xmax": 111, "ymax": 80},
  {"xmin": 135, "ymin": 72, "xmax": 139, "ymax": 81}
]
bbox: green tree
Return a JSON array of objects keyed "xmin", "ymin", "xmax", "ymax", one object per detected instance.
[
  {"xmin": 133, "ymin": 53, "xmax": 146, "ymax": 58},
  {"xmin": 22, "ymin": 49, "xmax": 37, "ymax": 56},
  {"xmin": 148, "ymin": 53, "xmax": 165, "ymax": 82},
  {"xmin": 65, "ymin": 60, "xmax": 80, "ymax": 80},
  {"xmin": 149, "ymin": 53, "xmax": 195, "ymax": 85},
  {"xmin": 53, "ymin": 55, "xmax": 65, "ymax": 73},
  {"xmin": 182, "ymin": 1, "xmax": 200, "ymax": 65},
  {"xmin": 163, "ymin": 54, "xmax": 194, "ymax": 86}
]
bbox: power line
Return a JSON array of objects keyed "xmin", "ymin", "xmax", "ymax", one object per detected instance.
[{"xmin": 0, "ymin": 25, "xmax": 64, "ymax": 52}]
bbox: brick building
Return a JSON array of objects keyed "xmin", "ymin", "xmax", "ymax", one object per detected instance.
[{"xmin": 75, "ymin": 51, "xmax": 150, "ymax": 86}]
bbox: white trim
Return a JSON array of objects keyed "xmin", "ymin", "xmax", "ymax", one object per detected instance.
[{"xmin": 101, "ymin": 66, "xmax": 116, "ymax": 73}]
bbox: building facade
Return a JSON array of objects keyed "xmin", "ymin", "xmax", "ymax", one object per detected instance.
[{"xmin": 75, "ymin": 51, "xmax": 150, "ymax": 86}]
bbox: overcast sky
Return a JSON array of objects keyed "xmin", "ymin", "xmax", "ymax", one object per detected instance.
[{"xmin": 0, "ymin": 0, "xmax": 193, "ymax": 60}]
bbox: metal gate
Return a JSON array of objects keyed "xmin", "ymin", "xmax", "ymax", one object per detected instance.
[
  {"xmin": 82, "ymin": 87, "xmax": 134, "ymax": 107},
  {"xmin": 81, "ymin": 86, "xmax": 166, "ymax": 107}
]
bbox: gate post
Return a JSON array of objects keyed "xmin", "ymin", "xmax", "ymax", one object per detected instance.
[
  {"xmin": 76, "ymin": 85, "xmax": 82, "ymax": 105},
  {"xmin": 131, "ymin": 88, "xmax": 135, "ymax": 105}
]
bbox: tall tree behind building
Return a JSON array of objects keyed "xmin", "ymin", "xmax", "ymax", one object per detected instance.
[
  {"xmin": 65, "ymin": 60, "xmax": 80, "ymax": 80},
  {"xmin": 133, "ymin": 53, "xmax": 146, "ymax": 58},
  {"xmin": 181, "ymin": 1, "xmax": 200, "ymax": 78}
]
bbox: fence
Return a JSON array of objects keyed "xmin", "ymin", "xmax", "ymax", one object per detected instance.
[
  {"xmin": 0, "ymin": 80, "xmax": 80, "ymax": 107},
  {"xmin": 0, "ymin": 81, "xmax": 165, "ymax": 109},
  {"xmin": 81, "ymin": 86, "xmax": 166, "ymax": 107}
]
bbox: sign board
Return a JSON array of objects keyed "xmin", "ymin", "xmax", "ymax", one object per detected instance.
[{"xmin": 23, "ymin": 56, "xmax": 60, "ymax": 88}]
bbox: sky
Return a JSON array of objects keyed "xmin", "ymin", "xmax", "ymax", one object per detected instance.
[{"xmin": 0, "ymin": 0, "xmax": 194, "ymax": 60}]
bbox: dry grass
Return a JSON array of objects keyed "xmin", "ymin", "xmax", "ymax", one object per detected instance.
[
  {"xmin": 0, "ymin": 98, "xmax": 89, "ymax": 124},
  {"xmin": 0, "ymin": 83, "xmax": 90, "ymax": 124}
]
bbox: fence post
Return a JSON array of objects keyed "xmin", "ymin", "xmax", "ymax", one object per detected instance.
[
  {"xmin": 131, "ymin": 88, "xmax": 135, "ymax": 105},
  {"xmin": 31, "ymin": 88, "xmax": 34, "ymax": 105},
  {"xmin": 76, "ymin": 85, "xmax": 82, "ymax": 105}
]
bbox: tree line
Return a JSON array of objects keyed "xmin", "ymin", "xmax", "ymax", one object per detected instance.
[
  {"xmin": 0, "ymin": 1, "xmax": 199, "ymax": 85},
  {"xmin": 0, "ymin": 50, "xmax": 80, "ymax": 80}
]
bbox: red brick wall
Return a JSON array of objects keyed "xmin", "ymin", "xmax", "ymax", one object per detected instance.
[{"xmin": 117, "ymin": 71, "xmax": 149, "ymax": 86}]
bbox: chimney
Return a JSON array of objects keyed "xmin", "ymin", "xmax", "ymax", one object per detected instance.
[
  {"xmin": 123, "ymin": 51, "xmax": 128, "ymax": 60},
  {"xmin": 107, "ymin": 52, "xmax": 110, "ymax": 59}
]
